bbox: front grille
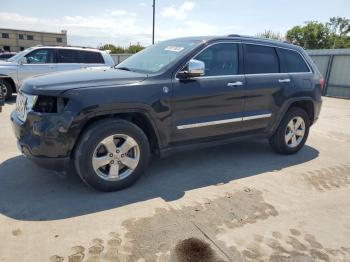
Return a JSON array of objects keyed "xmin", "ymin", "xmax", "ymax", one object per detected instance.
[{"xmin": 15, "ymin": 93, "xmax": 27, "ymax": 121}]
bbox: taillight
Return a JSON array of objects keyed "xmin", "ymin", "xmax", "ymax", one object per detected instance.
[{"xmin": 320, "ymin": 78, "xmax": 325, "ymax": 92}]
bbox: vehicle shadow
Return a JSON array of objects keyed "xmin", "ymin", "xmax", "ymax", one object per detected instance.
[{"xmin": 0, "ymin": 139, "xmax": 319, "ymax": 221}]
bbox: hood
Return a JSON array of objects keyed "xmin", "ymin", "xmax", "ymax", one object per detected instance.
[
  {"xmin": 21, "ymin": 67, "xmax": 148, "ymax": 95},
  {"xmin": 0, "ymin": 60, "xmax": 18, "ymax": 66}
]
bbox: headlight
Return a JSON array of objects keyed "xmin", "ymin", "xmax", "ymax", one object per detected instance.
[
  {"xmin": 33, "ymin": 96, "xmax": 68, "ymax": 113},
  {"xmin": 16, "ymin": 93, "xmax": 68, "ymax": 121},
  {"xmin": 15, "ymin": 92, "xmax": 38, "ymax": 121}
]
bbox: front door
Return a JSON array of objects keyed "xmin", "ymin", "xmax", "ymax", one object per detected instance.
[
  {"xmin": 171, "ymin": 42, "xmax": 245, "ymax": 143},
  {"xmin": 18, "ymin": 49, "xmax": 56, "ymax": 85}
]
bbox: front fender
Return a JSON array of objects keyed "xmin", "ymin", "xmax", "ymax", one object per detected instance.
[{"xmin": 66, "ymin": 104, "xmax": 167, "ymax": 154}]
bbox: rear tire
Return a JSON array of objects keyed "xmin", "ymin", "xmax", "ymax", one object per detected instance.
[
  {"xmin": 1, "ymin": 80, "xmax": 13, "ymax": 100},
  {"xmin": 269, "ymin": 107, "xmax": 310, "ymax": 154},
  {"xmin": 74, "ymin": 119, "xmax": 151, "ymax": 192}
]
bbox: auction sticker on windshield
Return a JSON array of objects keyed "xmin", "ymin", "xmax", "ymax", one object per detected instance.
[{"xmin": 164, "ymin": 46, "xmax": 185, "ymax": 52}]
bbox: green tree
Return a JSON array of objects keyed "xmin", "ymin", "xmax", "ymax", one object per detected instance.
[
  {"xmin": 125, "ymin": 43, "xmax": 145, "ymax": 54},
  {"xmin": 99, "ymin": 44, "xmax": 125, "ymax": 54},
  {"xmin": 286, "ymin": 18, "xmax": 350, "ymax": 49},
  {"xmin": 256, "ymin": 30, "xmax": 284, "ymax": 41},
  {"xmin": 326, "ymin": 17, "xmax": 350, "ymax": 48}
]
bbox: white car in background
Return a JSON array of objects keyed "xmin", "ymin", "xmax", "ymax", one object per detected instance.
[{"xmin": 0, "ymin": 46, "xmax": 115, "ymax": 100}]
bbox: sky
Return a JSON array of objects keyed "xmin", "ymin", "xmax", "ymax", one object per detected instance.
[{"xmin": 0, "ymin": 0, "xmax": 349, "ymax": 48}]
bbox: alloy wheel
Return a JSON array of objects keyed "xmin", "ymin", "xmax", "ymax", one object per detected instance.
[
  {"xmin": 92, "ymin": 134, "xmax": 140, "ymax": 181},
  {"xmin": 285, "ymin": 116, "xmax": 305, "ymax": 148}
]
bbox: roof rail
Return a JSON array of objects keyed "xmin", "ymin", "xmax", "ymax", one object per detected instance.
[{"xmin": 227, "ymin": 34, "xmax": 240, "ymax": 37}]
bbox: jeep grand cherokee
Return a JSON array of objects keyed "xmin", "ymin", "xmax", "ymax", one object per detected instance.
[{"xmin": 11, "ymin": 35, "xmax": 323, "ymax": 191}]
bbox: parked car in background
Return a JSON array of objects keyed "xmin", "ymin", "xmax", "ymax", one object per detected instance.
[
  {"xmin": 0, "ymin": 81, "xmax": 4, "ymax": 112},
  {"xmin": 0, "ymin": 52, "xmax": 17, "ymax": 61},
  {"xmin": 0, "ymin": 46, "xmax": 115, "ymax": 100},
  {"xmin": 11, "ymin": 35, "xmax": 323, "ymax": 191}
]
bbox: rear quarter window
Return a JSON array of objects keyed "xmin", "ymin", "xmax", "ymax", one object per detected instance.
[
  {"xmin": 57, "ymin": 49, "xmax": 104, "ymax": 64},
  {"xmin": 244, "ymin": 44, "xmax": 279, "ymax": 74},
  {"xmin": 277, "ymin": 48, "xmax": 310, "ymax": 73},
  {"xmin": 80, "ymin": 51, "xmax": 104, "ymax": 64}
]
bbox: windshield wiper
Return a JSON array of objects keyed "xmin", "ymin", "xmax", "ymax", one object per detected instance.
[{"xmin": 115, "ymin": 66, "xmax": 131, "ymax": 71}]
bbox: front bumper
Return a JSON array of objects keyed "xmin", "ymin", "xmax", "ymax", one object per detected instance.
[{"xmin": 11, "ymin": 110, "xmax": 77, "ymax": 171}]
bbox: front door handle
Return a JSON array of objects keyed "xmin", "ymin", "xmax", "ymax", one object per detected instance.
[
  {"xmin": 278, "ymin": 78, "xmax": 291, "ymax": 83},
  {"xmin": 227, "ymin": 81, "xmax": 243, "ymax": 87}
]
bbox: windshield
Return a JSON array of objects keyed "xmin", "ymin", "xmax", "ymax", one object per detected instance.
[
  {"xmin": 116, "ymin": 39, "xmax": 202, "ymax": 73},
  {"xmin": 6, "ymin": 47, "xmax": 34, "ymax": 62}
]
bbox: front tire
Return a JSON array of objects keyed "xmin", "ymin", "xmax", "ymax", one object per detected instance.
[
  {"xmin": 269, "ymin": 107, "xmax": 310, "ymax": 154},
  {"xmin": 74, "ymin": 119, "xmax": 151, "ymax": 192}
]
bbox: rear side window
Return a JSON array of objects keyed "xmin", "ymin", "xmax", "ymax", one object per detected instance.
[
  {"xmin": 244, "ymin": 44, "xmax": 279, "ymax": 74},
  {"xmin": 57, "ymin": 49, "xmax": 80, "ymax": 63},
  {"xmin": 277, "ymin": 48, "xmax": 310, "ymax": 73},
  {"xmin": 80, "ymin": 51, "xmax": 104, "ymax": 64}
]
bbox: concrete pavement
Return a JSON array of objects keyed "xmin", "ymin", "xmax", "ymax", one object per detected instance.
[{"xmin": 0, "ymin": 97, "xmax": 349, "ymax": 261}]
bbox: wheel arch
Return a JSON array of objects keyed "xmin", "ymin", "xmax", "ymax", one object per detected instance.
[
  {"xmin": 271, "ymin": 97, "xmax": 316, "ymax": 135},
  {"xmin": 71, "ymin": 110, "xmax": 162, "ymax": 157},
  {"xmin": 0, "ymin": 75, "xmax": 17, "ymax": 93}
]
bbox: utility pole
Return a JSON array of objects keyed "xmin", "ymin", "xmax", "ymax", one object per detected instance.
[{"xmin": 152, "ymin": 0, "xmax": 155, "ymax": 44}]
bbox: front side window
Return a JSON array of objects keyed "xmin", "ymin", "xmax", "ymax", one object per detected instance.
[
  {"xmin": 194, "ymin": 43, "xmax": 239, "ymax": 76},
  {"xmin": 244, "ymin": 44, "xmax": 279, "ymax": 74},
  {"xmin": 25, "ymin": 49, "xmax": 54, "ymax": 64},
  {"xmin": 277, "ymin": 48, "xmax": 310, "ymax": 73}
]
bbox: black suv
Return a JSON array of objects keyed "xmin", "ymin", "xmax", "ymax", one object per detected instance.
[{"xmin": 11, "ymin": 35, "xmax": 323, "ymax": 191}]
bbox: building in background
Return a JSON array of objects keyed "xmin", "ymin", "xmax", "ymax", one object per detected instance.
[{"xmin": 0, "ymin": 28, "xmax": 67, "ymax": 52}]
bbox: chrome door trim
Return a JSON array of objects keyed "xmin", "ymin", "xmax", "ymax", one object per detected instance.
[
  {"xmin": 177, "ymin": 113, "xmax": 272, "ymax": 130},
  {"xmin": 242, "ymin": 113, "xmax": 272, "ymax": 121},
  {"xmin": 177, "ymin": 117, "xmax": 242, "ymax": 130},
  {"xmin": 278, "ymin": 78, "xmax": 291, "ymax": 83},
  {"xmin": 227, "ymin": 81, "xmax": 243, "ymax": 87}
]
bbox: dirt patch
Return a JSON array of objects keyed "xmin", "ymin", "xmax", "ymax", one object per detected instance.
[
  {"xmin": 236, "ymin": 228, "xmax": 350, "ymax": 261},
  {"xmin": 11, "ymin": 228, "xmax": 22, "ymax": 236},
  {"xmin": 171, "ymin": 238, "xmax": 219, "ymax": 262},
  {"xmin": 302, "ymin": 164, "xmax": 350, "ymax": 191},
  {"xmin": 50, "ymin": 188, "xmax": 277, "ymax": 261}
]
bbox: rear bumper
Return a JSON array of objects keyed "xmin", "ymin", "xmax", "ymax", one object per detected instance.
[{"xmin": 313, "ymin": 99, "xmax": 323, "ymax": 124}]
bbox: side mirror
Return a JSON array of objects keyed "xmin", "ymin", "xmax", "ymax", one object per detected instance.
[
  {"xmin": 178, "ymin": 59, "xmax": 205, "ymax": 79},
  {"xmin": 19, "ymin": 57, "xmax": 27, "ymax": 65}
]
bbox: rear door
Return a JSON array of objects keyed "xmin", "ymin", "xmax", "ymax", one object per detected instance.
[
  {"xmin": 276, "ymin": 48, "xmax": 313, "ymax": 91},
  {"xmin": 242, "ymin": 43, "xmax": 292, "ymax": 132},
  {"xmin": 18, "ymin": 48, "xmax": 56, "ymax": 84}
]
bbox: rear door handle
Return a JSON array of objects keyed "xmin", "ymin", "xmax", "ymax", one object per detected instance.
[
  {"xmin": 227, "ymin": 81, "xmax": 243, "ymax": 87},
  {"xmin": 278, "ymin": 78, "xmax": 291, "ymax": 83}
]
